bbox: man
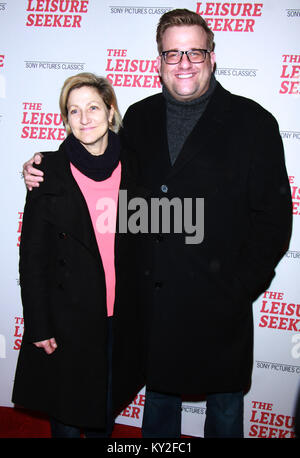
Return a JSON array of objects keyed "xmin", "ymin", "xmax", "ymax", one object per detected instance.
[{"xmin": 24, "ymin": 9, "xmax": 292, "ymax": 438}]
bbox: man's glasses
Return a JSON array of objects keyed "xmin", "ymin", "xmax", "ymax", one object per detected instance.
[{"xmin": 161, "ymin": 49, "xmax": 210, "ymax": 65}]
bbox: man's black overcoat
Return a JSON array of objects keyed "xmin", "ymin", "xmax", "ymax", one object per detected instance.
[{"xmin": 120, "ymin": 82, "xmax": 292, "ymax": 395}]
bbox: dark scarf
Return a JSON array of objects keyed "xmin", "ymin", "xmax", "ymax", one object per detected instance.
[{"xmin": 64, "ymin": 129, "xmax": 120, "ymax": 181}]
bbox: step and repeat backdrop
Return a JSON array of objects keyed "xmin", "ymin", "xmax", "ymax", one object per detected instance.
[{"xmin": 0, "ymin": 0, "xmax": 299, "ymax": 438}]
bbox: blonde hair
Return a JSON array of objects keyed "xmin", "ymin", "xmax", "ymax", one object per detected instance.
[
  {"xmin": 156, "ymin": 8, "xmax": 215, "ymax": 54},
  {"xmin": 59, "ymin": 72, "xmax": 122, "ymax": 135}
]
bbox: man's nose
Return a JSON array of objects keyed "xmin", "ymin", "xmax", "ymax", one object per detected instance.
[{"xmin": 178, "ymin": 53, "xmax": 192, "ymax": 68}]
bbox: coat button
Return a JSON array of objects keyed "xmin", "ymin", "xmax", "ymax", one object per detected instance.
[
  {"xmin": 161, "ymin": 184, "xmax": 168, "ymax": 193},
  {"xmin": 59, "ymin": 232, "xmax": 67, "ymax": 239}
]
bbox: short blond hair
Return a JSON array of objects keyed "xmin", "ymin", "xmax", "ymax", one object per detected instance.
[
  {"xmin": 156, "ymin": 8, "xmax": 215, "ymax": 54},
  {"xmin": 59, "ymin": 72, "xmax": 122, "ymax": 135}
]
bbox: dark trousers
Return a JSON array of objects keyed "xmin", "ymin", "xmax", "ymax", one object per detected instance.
[
  {"xmin": 50, "ymin": 317, "xmax": 114, "ymax": 438},
  {"xmin": 142, "ymin": 389, "xmax": 244, "ymax": 438}
]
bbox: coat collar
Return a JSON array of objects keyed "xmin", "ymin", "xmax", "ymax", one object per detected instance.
[
  {"xmin": 144, "ymin": 82, "xmax": 231, "ymax": 182},
  {"xmin": 165, "ymin": 82, "xmax": 232, "ymax": 179}
]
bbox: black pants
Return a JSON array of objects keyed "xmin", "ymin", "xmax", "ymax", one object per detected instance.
[
  {"xmin": 50, "ymin": 317, "xmax": 114, "ymax": 438},
  {"xmin": 142, "ymin": 389, "xmax": 244, "ymax": 438}
]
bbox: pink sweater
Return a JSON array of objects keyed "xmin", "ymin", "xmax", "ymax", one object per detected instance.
[{"xmin": 70, "ymin": 162, "xmax": 121, "ymax": 317}]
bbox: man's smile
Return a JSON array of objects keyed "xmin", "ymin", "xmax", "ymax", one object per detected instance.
[{"xmin": 177, "ymin": 73, "xmax": 194, "ymax": 79}]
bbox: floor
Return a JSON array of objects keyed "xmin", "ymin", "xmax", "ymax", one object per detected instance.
[{"xmin": 0, "ymin": 406, "xmax": 142, "ymax": 438}]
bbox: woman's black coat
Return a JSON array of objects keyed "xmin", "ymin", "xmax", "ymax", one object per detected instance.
[
  {"xmin": 120, "ymin": 82, "xmax": 292, "ymax": 395},
  {"xmin": 12, "ymin": 144, "xmax": 145, "ymax": 429}
]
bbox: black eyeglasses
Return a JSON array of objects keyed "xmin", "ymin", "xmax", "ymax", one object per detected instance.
[{"xmin": 161, "ymin": 49, "xmax": 210, "ymax": 65}]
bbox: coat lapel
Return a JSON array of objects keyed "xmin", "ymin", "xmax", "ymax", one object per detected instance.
[
  {"xmin": 47, "ymin": 149, "xmax": 102, "ymax": 262},
  {"xmin": 131, "ymin": 94, "xmax": 172, "ymax": 188}
]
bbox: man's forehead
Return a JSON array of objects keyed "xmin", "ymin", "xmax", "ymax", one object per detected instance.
[{"xmin": 161, "ymin": 25, "xmax": 207, "ymax": 44}]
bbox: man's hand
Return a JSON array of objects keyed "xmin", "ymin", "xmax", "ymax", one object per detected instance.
[
  {"xmin": 23, "ymin": 153, "xmax": 44, "ymax": 191},
  {"xmin": 33, "ymin": 337, "xmax": 57, "ymax": 355}
]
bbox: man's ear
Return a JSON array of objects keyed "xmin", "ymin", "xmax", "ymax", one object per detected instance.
[
  {"xmin": 209, "ymin": 52, "xmax": 216, "ymax": 72},
  {"xmin": 156, "ymin": 55, "xmax": 162, "ymax": 76}
]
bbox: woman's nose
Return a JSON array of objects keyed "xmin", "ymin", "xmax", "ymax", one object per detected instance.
[{"xmin": 80, "ymin": 111, "xmax": 90, "ymax": 124}]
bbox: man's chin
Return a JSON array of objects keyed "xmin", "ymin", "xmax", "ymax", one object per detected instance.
[{"xmin": 172, "ymin": 89, "xmax": 199, "ymax": 102}]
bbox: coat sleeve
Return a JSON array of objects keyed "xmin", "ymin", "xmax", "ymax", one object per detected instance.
[
  {"xmin": 236, "ymin": 111, "xmax": 293, "ymax": 300},
  {"xmin": 19, "ymin": 179, "xmax": 55, "ymax": 343}
]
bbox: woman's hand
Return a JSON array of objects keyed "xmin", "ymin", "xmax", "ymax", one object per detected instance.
[
  {"xmin": 23, "ymin": 153, "xmax": 44, "ymax": 190},
  {"xmin": 34, "ymin": 337, "xmax": 57, "ymax": 354}
]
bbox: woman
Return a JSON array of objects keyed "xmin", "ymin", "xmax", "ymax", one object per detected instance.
[{"xmin": 12, "ymin": 73, "xmax": 144, "ymax": 437}]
